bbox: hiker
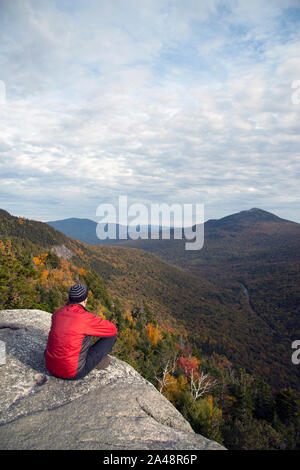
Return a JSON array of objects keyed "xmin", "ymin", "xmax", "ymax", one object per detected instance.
[{"xmin": 45, "ymin": 283, "xmax": 117, "ymax": 380}]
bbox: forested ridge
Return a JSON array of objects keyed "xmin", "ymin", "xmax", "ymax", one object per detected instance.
[
  {"xmin": 0, "ymin": 208, "xmax": 299, "ymax": 449},
  {"xmin": 111, "ymin": 208, "xmax": 300, "ymax": 391}
]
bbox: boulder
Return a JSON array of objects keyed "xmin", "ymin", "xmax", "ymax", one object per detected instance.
[{"xmin": 0, "ymin": 309, "xmax": 225, "ymax": 450}]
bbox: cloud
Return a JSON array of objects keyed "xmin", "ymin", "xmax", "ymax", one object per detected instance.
[{"xmin": 0, "ymin": 0, "xmax": 299, "ymax": 223}]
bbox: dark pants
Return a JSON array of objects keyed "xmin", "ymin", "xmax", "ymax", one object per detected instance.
[
  {"xmin": 45, "ymin": 334, "xmax": 117, "ymax": 381},
  {"xmin": 72, "ymin": 334, "xmax": 117, "ymax": 380}
]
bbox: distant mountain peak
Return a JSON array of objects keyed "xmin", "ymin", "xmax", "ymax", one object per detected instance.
[
  {"xmin": 236, "ymin": 207, "xmax": 282, "ymax": 221},
  {"xmin": 205, "ymin": 207, "xmax": 288, "ymax": 231},
  {"xmin": 245, "ymin": 207, "xmax": 273, "ymax": 215}
]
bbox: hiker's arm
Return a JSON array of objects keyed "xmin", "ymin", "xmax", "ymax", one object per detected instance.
[{"xmin": 84, "ymin": 312, "xmax": 117, "ymax": 337}]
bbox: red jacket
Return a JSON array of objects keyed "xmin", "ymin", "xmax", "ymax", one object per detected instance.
[{"xmin": 45, "ymin": 303, "xmax": 117, "ymax": 378}]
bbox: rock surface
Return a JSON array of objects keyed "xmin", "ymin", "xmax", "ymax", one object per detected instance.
[{"xmin": 0, "ymin": 309, "xmax": 225, "ymax": 450}]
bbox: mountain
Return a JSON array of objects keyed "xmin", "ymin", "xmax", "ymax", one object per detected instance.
[
  {"xmin": 115, "ymin": 207, "xmax": 299, "ymax": 257},
  {"xmin": 46, "ymin": 217, "xmax": 166, "ymax": 245},
  {"xmin": 46, "ymin": 207, "xmax": 298, "ymax": 256},
  {"xmin": 46, "ymin": 217, "xmax": 123, "ymax": 245},
  {"xmin": 46, "ymin": 217, "xmax": 98, "ymax": 243},
  {"xmin": 0, "ymin": 209, "xmax": 70, "ymax": 246}
]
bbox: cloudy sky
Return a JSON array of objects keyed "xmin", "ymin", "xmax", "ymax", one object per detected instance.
[{"xmin": 0, "ymin": 0, "xmax": 300, "ymax": 225}]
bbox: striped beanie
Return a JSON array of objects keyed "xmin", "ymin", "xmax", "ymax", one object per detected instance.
[{"xmin": 68, "ymin": 283, "xmax": 88, "ymax": 303}]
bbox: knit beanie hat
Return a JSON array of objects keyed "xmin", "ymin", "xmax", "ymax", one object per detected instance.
[{"xmin": 68, "ymin": 283, "xmax": 88, "ymax": 303}]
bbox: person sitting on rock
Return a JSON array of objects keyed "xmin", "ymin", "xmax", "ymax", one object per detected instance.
[{"xmin": 44, "ymin": 283, "xmax": 117, "ymax": 380}]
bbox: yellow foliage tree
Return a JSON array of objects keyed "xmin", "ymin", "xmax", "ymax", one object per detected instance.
[
  {"xmin": 41, "ymin": 269, "xmax": 49, "ymax": 280},
  {"xmin": 162, "ymin": 373, "xmax": 188, "ymax": 405},
  {"xmin": 78, "ymin": 267, "xmax": 87, "ymax": 276},
  {"xmin": 33, "ymin": 253, "xmax": 48, "ymax": 267},
  {"xmin": 146, "ymin": 322, "xmax": 162, "ymax": 346},
  {"xmin": 162, "ymin": 374, "xmax": 181, "ymax": 405},
  {"xmin": 98, "ymin": 304, "xmax": 107, "ymax": 319},
  {"xmin": 122, "ymin": 310, "xmax": 133, "ymax": 324},
  {"xmin": 0, "ymin": 240, "xmax": 9, "ymax": 255}
]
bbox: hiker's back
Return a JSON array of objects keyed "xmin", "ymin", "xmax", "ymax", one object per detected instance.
[{"xmin": 45, "ymin": 303, "xmax": 90, "ymax": 378}]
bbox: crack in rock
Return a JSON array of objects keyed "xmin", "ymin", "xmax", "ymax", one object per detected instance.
[
  {"xmin": 8, "ymin": 374, "xmax": 48, "ymax": 410},
  {"xmin": 0, "ymin": 324, "xmax": 28, "ymax": 331},
  {"xmin": 136, "ymin": 396, "xmax": 192, "ymax": 433}
]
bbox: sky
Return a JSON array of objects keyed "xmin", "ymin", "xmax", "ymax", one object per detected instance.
[{"xmin": 0, "ymin": 0, "xmax": 300, "ymax": 225}]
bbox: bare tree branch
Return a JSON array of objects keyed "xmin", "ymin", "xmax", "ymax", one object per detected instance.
[
  {"xmin": 155, "ymin": 355, "xmax": 177, "ymax": 393},
  {"xmin": 190, "ymin": 369, "xmax": 217, "ymax": 401}
]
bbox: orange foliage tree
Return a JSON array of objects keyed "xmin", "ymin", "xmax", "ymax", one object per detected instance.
[{"xmin": 146, "ymin": 322, "xmax": 163, "ymax": 346}]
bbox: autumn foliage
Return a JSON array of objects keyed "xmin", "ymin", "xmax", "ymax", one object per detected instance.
[
  {"xmin": 177, "ymin": 356, "xmax": 201, "ymax": 377},
  {"xmin": 146, "ymin": 322, "xmax": 163, "ymax": 346}
]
